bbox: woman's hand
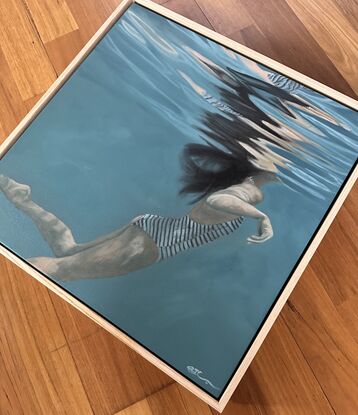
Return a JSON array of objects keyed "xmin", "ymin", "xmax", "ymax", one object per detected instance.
[
  {"xmin": 247, "ymin": 215, "xmax": 273, "ymax": 244},
  {"xmin": 205, "ymin": 191, "xmax": 274, "ymax": 244}
]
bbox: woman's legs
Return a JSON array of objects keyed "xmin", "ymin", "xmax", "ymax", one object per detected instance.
[
  {"xmin": 0, "ymin": 175, "xmax": 81, "ymax": 257},
  {"xmin": 28, "ymin": 225, "xmax": 159, "ymax": 280},
  {"xmin": 0, "ymin": 175, "xmax": 159, "ymax": 280},
  {"xmin": 0, "ymin": 175, "xmax": 127, "ymax": 257}
]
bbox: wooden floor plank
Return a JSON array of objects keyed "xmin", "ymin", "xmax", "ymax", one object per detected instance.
[
  {"xmin": 163, "ymin": 0, "xmax": 213, "ymax": 29},
  {"xmin": 337, "ymin": 296, "xmax": 358, "ymax": 344},
  {"xmin": 49, "ymin": 293, "xmax": 101, "ymax": 345},
  {"xmin": 23, "ymin": 0, "xmax": 78, "ymax": 44},
  {"xmin": 0, "ymin": 343, "xmax": 43, "ymax": 415},
  {"xmin": 215, "ymin": 316, "xmax": 335, "ymax": 415},
  {"xmin": 195, "ymin": 0, "xmax": 253, "ymax": 35},
  {"xmin": 114, "ymin": 399, "xmax": 154, "ymax": 415},
  {"xmin": 50, "ymin": 291, "xmax": 173, "ymax": 397},
  {"xmin": 0, "ymin": 48, "xmax": 28, "ymax": 142},
  {"xmin": 65, "ymin": 0, "xmax": 118, "ymax": 43},
  {"xmin": 0, "ymin": 0, "xmax": 56, "ymax": 101},
  {"xmin": 49, "ymin": 345, "xmax": 94, "ymax": 414},
  {"xmin": 147, "ymin": 384, "xmax": 191, "ymax": 415},
  {"xmin": 234, "ymin": 24, "xmax": 282, "ymax": 61},
  {"xmin": 283, "ymin": 267, "xmax": 358, "ymax": 413},
  {"xmin": 45, "ymin": 30, "xmax": 85, "ymax": 75},
  {"xmin": 0, "ymin": 256, "xmax": 93, "ymax": 414},
  {"xmin": 141, "ymin": 383, "xmax": 212, "ymax": 415},
  {"xmin": 236, "ymin": 0, "xmax": 356, "ymax": 98},
  {"xmin": 306, "ymin": 190, "xmax": 357, "ymax": 308},
  {"xmin": 334, "ymin": 0, "xmax": 358, "ymax": 31},
  {"xmin": 128, "ymin": 347, "xmax": 174, "ymax": 396},
  {"xmin": 23, "ymin": 94, "xmax": 45, "ymax": 112},
  {"xmin": 285, "ymin": 0, "xmax": 358, "ymax": 94},
  {"xmin": 56, "ymin": 329, "xmax": 144, "ymax": 415},
  {"xmin": 49, "ymin": 313, "xmax": 172, "ymax": 415},
  {"xmin": 177, "ymin": 386, "xmax": 213, "ymax": 415}
]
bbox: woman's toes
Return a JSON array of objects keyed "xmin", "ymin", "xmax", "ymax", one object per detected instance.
[{"xmin": 12, "ymin": 185, "xmax": 31, "ymax": 205}]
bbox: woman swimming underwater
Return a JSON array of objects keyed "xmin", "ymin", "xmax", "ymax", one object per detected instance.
[
  {"xmin": 1, "ymin": 61, "xmax": 342, "ymax": 282},
  {"xmin": 0, "ymin": 166, "xmax": 274, "ymax": 281}
]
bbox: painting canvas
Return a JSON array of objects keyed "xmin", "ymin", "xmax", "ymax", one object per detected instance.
[{"xmin": 0, "ymin": 1, "xmax": 357, "ymax": 409}]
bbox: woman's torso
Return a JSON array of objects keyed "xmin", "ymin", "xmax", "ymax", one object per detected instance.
[
  {"xmin": 188, "ymin": 181, "xmax": 263, "ymax": 224},
  {"xmin": 133, "ymin": 213, "xmax": 243, "ymax": 261},
  {"xmin": 132, "ymin": 181, "xmax": 262, "ymax": 261}
]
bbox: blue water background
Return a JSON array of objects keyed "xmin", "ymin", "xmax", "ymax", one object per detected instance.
[{"xmin": 0, "ymin": 4, "xmax": 357, "ymax": 396}]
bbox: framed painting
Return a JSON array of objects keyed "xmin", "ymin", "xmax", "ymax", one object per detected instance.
[{"xmin": 0, "ymin": 0, "xmax": 357, "ymax": 411}]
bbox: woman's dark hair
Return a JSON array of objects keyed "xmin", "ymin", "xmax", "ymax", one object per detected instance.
[
  {"xmin": 179, "ymin": 63, "xmax": 309, "ymax": 202},
  {"xmin": 180, "ymin": 141, "xmax": 261, "ymax": 202}
]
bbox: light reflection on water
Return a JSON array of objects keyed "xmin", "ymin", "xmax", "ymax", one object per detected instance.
[{"xmin": 102, "ymin": 6, "xmax": 357, "ymax": 202}]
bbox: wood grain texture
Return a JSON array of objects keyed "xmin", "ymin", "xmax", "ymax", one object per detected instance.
[
  {"xmin": 0, "ymin": 0, "xmax": 357, "ymax": 414},
  {"xmin": 236, "ymin": 0, "xmax": 356, "ymax": 98},
  {"xmin": 147, "ymin": 384, "xmax": 212, "ymax": 415},
  {"xmin": 0, "ymin": 48, "xmax": 28, "ymax": 139},
  {"xmin": 45, "ymin": 30, "xmax": 84, "ymax": 74},
  {"xmin": 195, "ymin": 0, "xmax": 253, "ymax": 35},
  {"xmin": 335, "ymin": 0, "xmax": 358, "ymax": 31},
  {"xmin": 49, "ymin": 292, "xmax": 173, "ymax": 414},
  {"xmin": 285, "ymin": 0, "xmax": 358, "ymax": 94},
  {"xmin": 114, "ymin": 399, "xmax": 154, "ymax": 415},
  {"xmin": 160, "ymin": 0, "xmax": 213, "ymax": 28},
  {"xmin": 23, "ymin": 0, "xmax": 78, "ymax": 43},
  {"xmin": 0, "ymin": 257, "xmax": 93, "ymax": 415},
  {"xmin": 0, "ymin": 0, "xmax": 56, "ymax": 101},
  {"xmin": 214, "ymin": 317, "xmax": 336, "ymax": 415}
]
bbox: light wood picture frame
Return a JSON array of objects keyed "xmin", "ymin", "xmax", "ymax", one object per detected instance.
[{"xmin": 0, "ymin": 0, "xmax": 357, "ymax": 411}]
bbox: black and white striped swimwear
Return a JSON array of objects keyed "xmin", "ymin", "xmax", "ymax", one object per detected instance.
[
  {"xmin": 133, "ymin": 214, "xmax": 244, "ymax": 261},
  {"xmin": 267, "ymin": 72, "xmax": 301, "ymax": 93}
]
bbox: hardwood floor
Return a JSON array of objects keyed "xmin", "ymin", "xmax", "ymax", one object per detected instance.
[{"xmin": 0, "ymin": 0, "xmax": 357, "ymax": 413}]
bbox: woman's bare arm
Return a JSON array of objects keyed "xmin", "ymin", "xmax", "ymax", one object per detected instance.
[{"xmin": 206, "ymin": 193, "xmax": 273, "ymax": 244}]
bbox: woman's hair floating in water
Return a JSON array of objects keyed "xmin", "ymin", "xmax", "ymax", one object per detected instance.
[{"xmin": 179, "ymin": 141, "xmax": 262, "ymax": 203}]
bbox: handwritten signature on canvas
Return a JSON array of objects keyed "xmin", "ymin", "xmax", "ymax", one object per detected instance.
[{"xmin": 187, "ymin": 366, "xmax": 220, "ymax": 390}]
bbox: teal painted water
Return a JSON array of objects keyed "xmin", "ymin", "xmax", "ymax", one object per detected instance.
[{"xmin": 0, "ymin": 4, "xmax": 357, "ymax": 396}]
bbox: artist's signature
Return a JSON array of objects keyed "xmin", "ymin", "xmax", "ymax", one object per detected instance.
[{"xmin": 186, "ymin": 366, "xmax": 219, "ymax": 390}]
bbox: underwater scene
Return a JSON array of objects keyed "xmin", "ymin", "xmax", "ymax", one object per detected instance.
[{"xmin": 0, "ymin": 3, "xmax": 357, "ymax": 397}]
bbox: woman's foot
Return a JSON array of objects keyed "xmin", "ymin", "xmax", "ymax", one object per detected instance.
[{"xmin": 0, "ymin": 174, "xmax": 32, "ymax": 208}]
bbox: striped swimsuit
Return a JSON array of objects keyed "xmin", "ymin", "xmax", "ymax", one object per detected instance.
[
  {"xmin": 132, "ymin": 214, "xmax": 244, "ymax": 261},
  {"xmin": 267, "ymin": 72, "xmax": 301, "ymax": 93}
]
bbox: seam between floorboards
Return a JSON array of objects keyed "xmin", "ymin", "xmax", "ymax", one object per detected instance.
[
  {"xmin": 192, "ymin": 0, "xmax": 216, "ymax": 31},
  {"xmin": 48, "ymin": 293, "xmax": 96, "ymax": 415},
  {"xmin": 282, "ymin": 313, "xmax": 338, "ymax": 415},
  {"xmin": 20, "ymin": 0, "xmax": 62, "ymax": 78}
]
